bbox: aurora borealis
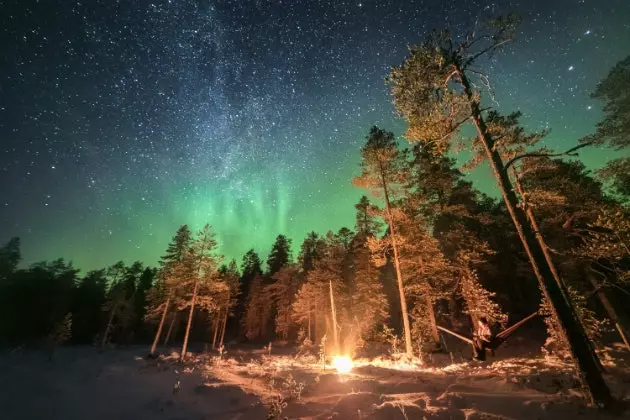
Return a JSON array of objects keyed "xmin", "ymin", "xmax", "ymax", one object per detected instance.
[{"xmin": 1, "ymin": 0, "xmax": 629, "ymax": 271}]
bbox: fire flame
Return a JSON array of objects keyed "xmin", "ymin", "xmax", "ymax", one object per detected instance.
[{"xmin": 332, "ymin": 356, "xmax": 353, "ymax": 374}]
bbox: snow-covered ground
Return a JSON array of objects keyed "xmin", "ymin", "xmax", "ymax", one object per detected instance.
[{"xmin": 0, "ymin": 344, "xmax": 629, "ymax": 419}]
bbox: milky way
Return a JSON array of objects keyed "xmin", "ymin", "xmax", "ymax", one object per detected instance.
[{"xmin": 1, "ymin": 0, "xmax": 629, "ymax": 271}]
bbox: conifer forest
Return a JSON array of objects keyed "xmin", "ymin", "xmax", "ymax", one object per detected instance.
[{"xmin": 1, "ymin": 1, "xmax": 630, "ymax": 419}]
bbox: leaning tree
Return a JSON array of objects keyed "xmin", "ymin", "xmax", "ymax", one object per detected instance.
[{"xmin": 387, "ymin": 16, "xmax": 612, "ymax": 406}]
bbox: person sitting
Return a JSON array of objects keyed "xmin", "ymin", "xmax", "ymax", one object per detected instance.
[{"xmin": 472, "ymin": 317, "xmax": 494, "ymax": 361}]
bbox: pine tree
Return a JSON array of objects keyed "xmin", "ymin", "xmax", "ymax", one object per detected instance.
[
  {"xmin": 292, "ymin": 232, "xmax": 348, "ymax": 351},
  {"xmin": 350, "ymin": 236, "xmax": 388, "ymax": 345},
  {"xmin": 265, "ymin": 264, "xmax": 299, "ymax": 340},
  {"xmin": 243, "ymin": 274, "xmax": 269, "ymax": 340},
  {"xmin": 388, "ymin": 17, "xmax": 612, "ymax": 406},
  {"xmin": 211, "ymin": 260, "xmax": 239, "ymax": 348},
  {"xmin": 181, "ymin": 224, "xmax": 221, "ymax": 360},
  {"xmin": 298, "ymin": 232, "xmax": 325, "ymax": 272},
  {"xmin": 235, "ymin": 249, "xmax": 263, "ymax": 337},
  {"xmin": 354, "ymin": 196, "xmax": 382, "ymax": 238},
  {"xmin": 101, "ymin": 261, "xmax": 128, "ymax": 348},
  {"xmin": 147, "ymin": 225, "xmax": 192, "ymax": 356},
  {"xmin": 353, "ymin": 126, "xmax": 414, "ymax": 356}
]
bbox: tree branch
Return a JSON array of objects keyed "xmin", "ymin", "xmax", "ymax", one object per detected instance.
[
  {"xmin": 503, "ymin": 142, "xmax": 592, "ymax": 172},
  {"xmin": 464, "ymin": 38, "xmax": 512, "ymax": 67}
]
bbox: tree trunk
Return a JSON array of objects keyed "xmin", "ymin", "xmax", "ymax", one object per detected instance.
[
  {"xmin": 329, "ymin": 280, "xmax": 339, "ymax": 352},
  {"xmin": 219, "ymin": 301, "xmax": 229, "ymax": 348},
  {"xmin": 181, "ymin": 279, "xmax": 199, "ymax": 360},
  {"xmin": 379, "ymin": 164, "xmax": 413, "ymax": 357},
  {"xmin": 212, "ymin": 309, "xmax": 221, "ymax": 349},
  {"xmin": 164, "ymin": 312, "xmax": 176, "ymax": 346},
  {"xmin": 102, "ymin": 303, "xmax": 117, "ymax": 349},
  {"xmin": 418, "ymin": 255, "xmax": 440, "ymax": 344},
  {"xmin": 308, "ymin": 305, "xmax": 312, "ymax": 342},
  {"xmin": 150, "ymin": 298, "xmax": 170, "ymax": 355},
  {"xmin": 455, "ymin": 64, "xmax": 612, "ymax": 407},
  {"xmin": 587, "ymin": 274, "xmax": 630, "ymax": 352}
]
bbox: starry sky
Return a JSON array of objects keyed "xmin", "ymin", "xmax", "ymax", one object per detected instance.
[{"xmin": 1, "ymin": 0, "xmax": 629, "ymax": 272}]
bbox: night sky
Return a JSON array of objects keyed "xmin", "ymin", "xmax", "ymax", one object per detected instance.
[{"xmin": 1, "ymin": 0, "xmax": 629, "ymax": 272}]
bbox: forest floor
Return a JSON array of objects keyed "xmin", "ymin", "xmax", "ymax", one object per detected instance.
[{"xmin": 0, "ymin": 342, "xmax": 630, "ymax": 419}]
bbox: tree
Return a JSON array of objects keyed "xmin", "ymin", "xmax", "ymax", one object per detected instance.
[
  {"xmin": 72, "ymin": 269, "xmax": 107, "ymax": 343},
  {"xmin": 212, "ymin": 260, "xmax": 240, "ymax": 348},
  {"xmin": 234, "ymin": 249, "xmax": 264, "ymax": 336},
  {"xmin": 353, "ymin": 126, "xmax": 413, "ymax": 356},
  {"xmin": 101, "ymin": 261, "xmax": 129, "ymax": 348},
  {"xmin": 181, "ymin": 224, "xmax": 221, "ymax": 360},
  {"xmin": 243, "ymin": 274, "xmax": 270, "ymax": 340},
  {"xmin": 265, "ymin": 264, "xmax": 300, "ymax": 340},
  {"xmin": 588, "ymin": 56, "xmax": 630, "ymax": 201},
  {"xmin": 0, "ymin": 237, "xmax": 20, "ymax": 281},
  {"xmin": 147, "ymin": 225, "xmax": 193, "ymax": 355},
  {"xmin": 354, "ymin": 196, "xmax": 382, "ymax": 238},
  {"xmin": 350, "ymin": 234, "xmax": 389, "ymax": 345},
  {"xmin": 388, "ymin": 18, "xmax": 612, "ymax": 406},
  {"xmin": 298, "ymin": 232, "xmax": 325, "ymax": 272},
  {"xmin": 267, "ymin": 234, "xmax": 293, "ymax": 277},
  {"xmin": 292, "ymin": 232, "xmax": 348, "ymax": 351}
]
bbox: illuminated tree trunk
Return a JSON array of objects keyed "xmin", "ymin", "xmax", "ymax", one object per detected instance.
[
  {"xmin": 211, "ymin": 310, "xmax": 220, "ymax": 349},
  {"xmin": 455, "ymin": 63, "xmax": 612, "ymax": 407},
  {"xmin": 379, "ymin": 165, "xmax": 413, "ymax": 356},
  {"xmin": 308, "ymin": 305, "xmax": 312, "ymax": 341},
  {"xmin": 101, "ymin": 303, "xmax": 117, "ymax": 349},
  {"xmin": 329, "ymin": 280, "xmax": 339, "ymax": 351},
  {"xmin": 219, "ymin": 301, "xmax": 229, "ymax": 348},
  {"xmin": 164, "ymin": 313, "xmax": 176, "ymax": 346},
  {"xmin": 181, "ymin": 279, "xmax": 199, "ymax": 360},
  {"xmin": 419, "ymin": 256, "xmax": 439, "ymax": 344},
  {"xmin": 150, "ymin": 298, "xmax": 170, "ymax": 355}
]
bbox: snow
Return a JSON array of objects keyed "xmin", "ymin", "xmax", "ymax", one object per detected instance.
[{"xmin": 0, "ymin": 344, "xmax": 628, "ymax": 419}]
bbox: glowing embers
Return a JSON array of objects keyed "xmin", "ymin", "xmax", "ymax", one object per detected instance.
[{"xmin": 332, "ymin": 356, "xmax": 353, "ymax": 374}]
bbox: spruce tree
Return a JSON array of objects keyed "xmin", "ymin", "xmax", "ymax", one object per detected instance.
[{"xmin": 267, "ymin": 234, "xmax": 293, "ymax": 277}]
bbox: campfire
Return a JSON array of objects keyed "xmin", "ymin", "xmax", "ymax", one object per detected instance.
[{"xmin": 332, "ymin": 356, "xmax": 353, "ymax": 374}]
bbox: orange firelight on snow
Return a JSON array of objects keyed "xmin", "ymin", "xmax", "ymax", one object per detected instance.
[{"xmin": 332, "ymin": 356, "xmax": 353, "ymax": 374}]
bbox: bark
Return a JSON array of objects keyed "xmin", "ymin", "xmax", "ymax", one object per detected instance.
[
  {"xmin": 379, "ymin": 162, "xmax": 413, "ymax": 356},
  {"xmin": 164, "ymin": 312, "xmax": 176, "ymax": 346},
  {"xmin": 454, "ymin": 63, "xmax": 612, "ymax": 407},
  {"xmin": 181, "ymin": 279, "xmax": 199, "ymax": 360},
  {"xmin": 150, "ymin": 298, "xmax": 170, "ymax": 355}
]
